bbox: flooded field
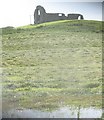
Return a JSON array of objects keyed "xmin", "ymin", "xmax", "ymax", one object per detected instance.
[{"xmin": 3, "ymin": 106, "xmax": 102, "ymax": 118}]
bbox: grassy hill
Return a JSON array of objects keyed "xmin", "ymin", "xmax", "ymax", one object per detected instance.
[{"xmin": 2, "ymin": 20, "xmax": 102, "ymax": 110}]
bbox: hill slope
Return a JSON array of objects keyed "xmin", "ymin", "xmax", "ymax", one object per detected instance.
[{"xmin": 2, "ymin": 20, "xmax": 102, "ymax": 110}]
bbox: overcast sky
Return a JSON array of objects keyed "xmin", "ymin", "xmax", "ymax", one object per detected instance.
[{"xmin": 0, "ymin": 0, "xmax": 103, "ymax": 28}]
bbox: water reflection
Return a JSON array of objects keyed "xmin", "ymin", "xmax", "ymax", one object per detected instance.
[{"xmin": 3, "ymin": 106, "xmax": 102, "ymax": 118}]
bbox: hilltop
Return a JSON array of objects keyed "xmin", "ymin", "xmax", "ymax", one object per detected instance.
[
  {"xmin": 3, "ymin": 20, "xmax": 103, "ymax": 33},
  {"xmin": 2, "ymin": 20, "xmax": 102, "ymax": 110}
]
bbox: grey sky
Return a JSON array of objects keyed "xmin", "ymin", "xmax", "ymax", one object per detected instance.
[
  {"xmin": 0, "ymin": 0, "xmax": 103, "ymax": 27},
  {"xmin": 36, "ymin": 2, "xmax": 102, "ymax": 21}
]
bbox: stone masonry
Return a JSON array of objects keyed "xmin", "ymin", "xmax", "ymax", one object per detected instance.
[{"xmin": 34, "ymin": 5, "xmax": 84, "ymax": 24}]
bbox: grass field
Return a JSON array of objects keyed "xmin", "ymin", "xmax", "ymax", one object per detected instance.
[{"xmin": 2, "ymin": 20, "xmax": 103, "ymax": 111}]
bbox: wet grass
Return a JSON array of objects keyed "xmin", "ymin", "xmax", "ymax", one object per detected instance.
[{"xmin": 2, "ymin": 20, "xmax": 103, "ymax": 111}]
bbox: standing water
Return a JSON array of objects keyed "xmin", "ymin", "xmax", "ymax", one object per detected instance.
[{"xmin": 3, "ymin": 106, "xmax": 102, "ymax": 118}]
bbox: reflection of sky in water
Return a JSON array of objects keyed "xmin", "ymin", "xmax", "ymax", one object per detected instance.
[{"xmin": 3, "ymin": 107, "xmax": 102, "ymax": 118}]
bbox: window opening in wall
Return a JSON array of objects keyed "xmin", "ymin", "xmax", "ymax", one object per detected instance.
[
  {"xmin": 58, "ymin": 14, "xmax": 62, "ymax": 16},
  {"xmin": 38, "ymin": 10, "xmax": 41, "ymax": 15},
  {"xmin": 78, "ymin": 16, "xmax": 81, "ymax": 20}
]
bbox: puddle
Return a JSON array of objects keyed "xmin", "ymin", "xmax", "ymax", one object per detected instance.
[{"xmin": 3, "ymin": 106, "xmax": 102, "ymax": 118}]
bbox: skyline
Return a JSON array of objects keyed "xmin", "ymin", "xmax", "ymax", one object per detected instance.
[{"xmin": 0, "ymin": 0, "xmax": 103, "ymax": 28}]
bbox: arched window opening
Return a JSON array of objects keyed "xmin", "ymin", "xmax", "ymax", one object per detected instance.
[
  {"xmin": 78, "ymin": 16, "xmax": 81, "ymax": 20},
  {"xmin": 38, "ymin": 10, "xmax": 41, "ymax": 16}
]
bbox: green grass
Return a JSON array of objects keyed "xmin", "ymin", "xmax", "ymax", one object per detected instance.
[{"xmin": 2, "ymin": 20, "xmax": 103, "ymax": 111}]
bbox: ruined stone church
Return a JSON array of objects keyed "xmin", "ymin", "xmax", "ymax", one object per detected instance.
[{"xmin": 34, "ymin": 5, "xmax": 84, "ymax": 24}]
